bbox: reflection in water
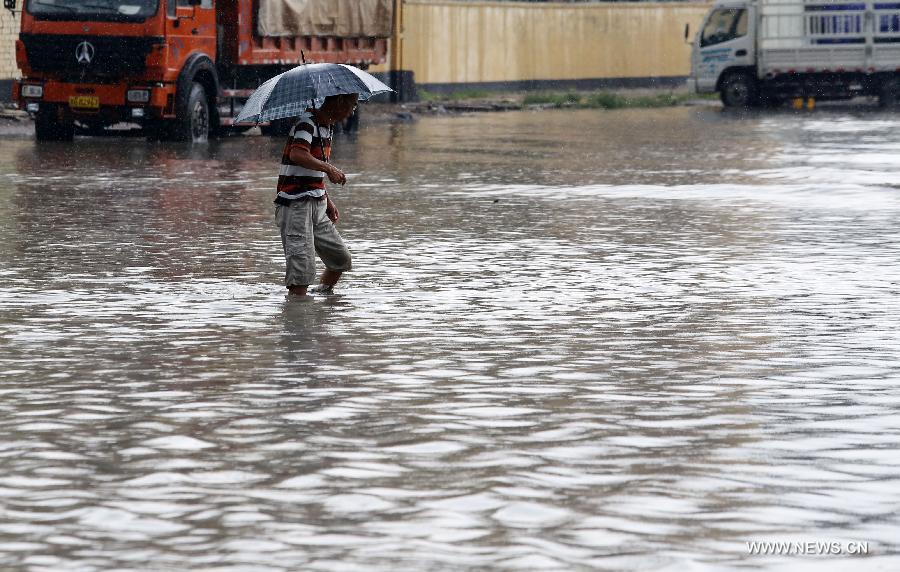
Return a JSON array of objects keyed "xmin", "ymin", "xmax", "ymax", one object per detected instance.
[{"xmin": 1, "ymin": 107, "xmax": 900, "ymax": 570}]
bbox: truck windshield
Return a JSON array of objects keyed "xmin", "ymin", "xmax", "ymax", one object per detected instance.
[
  {"xmin": 701, "ymin": 8, "xmax": 748, "ymax": 47},
  {"xmin": 27, "ymin": 0, "xmax": 158, "ymax": 21}
]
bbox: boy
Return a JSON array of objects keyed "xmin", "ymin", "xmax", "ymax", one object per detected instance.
[{"xmin": 274, "ymin": 93, "xmax": 358, "ymax": 296}]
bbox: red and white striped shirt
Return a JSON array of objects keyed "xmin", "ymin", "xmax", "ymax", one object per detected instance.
[{"xmin": 275, "ymin": 111, "xmax": 332, "ymax": 202}]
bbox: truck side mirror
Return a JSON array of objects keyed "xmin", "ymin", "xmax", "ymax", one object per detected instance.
[
  {"xmin": 684, "ymin": 23, "xmax": 691, "ymax": 44},
  {"xmin": 4, "ymin": 0, "xmax": 16, "ymax": 11}
]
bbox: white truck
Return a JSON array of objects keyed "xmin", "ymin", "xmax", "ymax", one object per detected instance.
[{"xmin": 688, "ymin": 0, "xmax": 900, "ymax": 107}]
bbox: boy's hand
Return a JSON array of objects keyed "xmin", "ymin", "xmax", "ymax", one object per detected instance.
[
  {"xmin": 288, "ymin": 148, "xmax": 346, "ymax": 185},
  {"xmin": 326, "ymin": 199, "xmax": 340, "ymax": 223},
  {"xmin": 326, "ymin": 165, "xmax": 346, "ymax": 185}
]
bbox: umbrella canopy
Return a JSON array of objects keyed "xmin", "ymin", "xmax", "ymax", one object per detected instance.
[{"xmin": 234, "ymin": 63, "xmax": 393, "ymax": 125}]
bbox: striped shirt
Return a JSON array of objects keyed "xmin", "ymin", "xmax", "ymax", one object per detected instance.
[{"xmin": 275, "ymin": 111, "xmax": 332, "ymax": 202}]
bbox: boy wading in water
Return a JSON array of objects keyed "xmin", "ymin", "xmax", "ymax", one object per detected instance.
[{"xmin": 274, "ymin": 94, "xmax": 357, "ymax": 296}]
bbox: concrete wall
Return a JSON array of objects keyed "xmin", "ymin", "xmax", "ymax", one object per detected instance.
[
  {"xmin": 0, "ymin": 8, "xmax": 20, "ymax": 100},
  {"xmin": 0, "ymin": 1, "xmax": 715, "ymax": 99},
  {"xmin": 377, "ymin": 0, "xmax": 712, "ymax": 92}
]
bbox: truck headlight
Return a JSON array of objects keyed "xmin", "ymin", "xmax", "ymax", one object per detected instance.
[
  {"xmin": 21, "ymin": 84, "xmax": 42, "ymax": 98},
  {"xmin": 127, "ymin": 89, "xmax": 150, "ymax": 103}
]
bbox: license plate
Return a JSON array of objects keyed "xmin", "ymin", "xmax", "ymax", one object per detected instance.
[{"xmin": 68, "ymin": 95, "xmax": 99, "ymax": 109}]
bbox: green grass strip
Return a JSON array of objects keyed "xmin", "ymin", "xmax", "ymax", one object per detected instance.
[
  {"xmin": 524, "ymin": 90, "xmax": 702, "ymax": 109},
  {"xmin": 418, "ymin": 88, "xmax": 717, "ymax": 108}
]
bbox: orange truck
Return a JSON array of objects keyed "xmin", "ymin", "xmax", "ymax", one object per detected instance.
[{"xmin": 9, "ymin": 0, "xmax": 392, "ymax": 141}]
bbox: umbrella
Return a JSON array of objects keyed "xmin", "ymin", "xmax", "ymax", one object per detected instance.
[{"xmin": 234, "ymin": 63, "xmax": 393, "ymax": 124}]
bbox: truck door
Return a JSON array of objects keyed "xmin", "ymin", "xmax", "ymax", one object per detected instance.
[
  {"xmin": 163, "ymin": 0, "xmax": 218, "ymax": 140},
  {"xmin": 165, "ymin": 0, "xmax": 217, "ymax": 65},
  {"xmin": 696, "ymin": 6, "xmax": 754, "ymax": 92}
]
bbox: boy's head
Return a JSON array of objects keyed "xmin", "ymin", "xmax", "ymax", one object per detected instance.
[{"xmin": 313, "ymin": 93, "xmax": 359, "ymax": 125}]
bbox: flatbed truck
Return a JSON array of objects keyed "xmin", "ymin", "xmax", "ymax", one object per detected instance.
[{"xmin": 689, "ymin": 0, "xmax": 900, "ymax": 107}]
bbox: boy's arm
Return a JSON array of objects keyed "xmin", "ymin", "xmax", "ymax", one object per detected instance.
[
  {"xmin": 288, "ymin": 147, "xmax": 346, "ymax": 185},
  {"xmin": 287, "ymin": 145, "xmax": 342, "ymax": 223}
]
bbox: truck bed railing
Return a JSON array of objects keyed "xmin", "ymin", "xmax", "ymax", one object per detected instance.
[
  {"xmin": 760, "ymin": 3, "xmax": 900, "ymax": 44},
  {"xmin": 874, "ymin": 5, "xmax": 900, "ymax": 41},
  {"xmin": 759, "ymin": 2, "xmax": 900, "ymax": 73}
]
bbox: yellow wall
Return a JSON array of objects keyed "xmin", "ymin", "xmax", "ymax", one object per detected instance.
[
  {"xmin": 0, "ymin": 8, "xmax": 20, "ymax": 80},
  {"xmin": 0, "ymin": 1, "xmax": 713, "ymax": 85},
  {"xmin": 375, "ymin": 0, "xmax": 712, "ymax": 85}
]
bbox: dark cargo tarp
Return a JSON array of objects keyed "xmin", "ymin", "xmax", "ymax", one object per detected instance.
[{"xmin": 258, "ymin": 0, "xmax": 393, "ymax": 38}]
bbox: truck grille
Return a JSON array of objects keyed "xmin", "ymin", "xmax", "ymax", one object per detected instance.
[{"xmin": 20, "ymin": 34, "xmax": 162, "ymax": 80}]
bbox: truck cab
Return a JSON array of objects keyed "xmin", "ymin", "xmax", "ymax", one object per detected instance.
[
  {"xmin": 689, "ymin": 1, "xmax": 759, "ymax": 107},
  {"xmin": 14, "ymin": 0, "xmax": 220, "ymax": 141}
]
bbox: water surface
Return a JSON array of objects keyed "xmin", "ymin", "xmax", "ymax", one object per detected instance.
[{"xmin": 1, "ymin": 107, "xmax": 899, "ymax": 571}]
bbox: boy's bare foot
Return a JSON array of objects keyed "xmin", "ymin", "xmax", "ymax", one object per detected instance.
[
  {"xmin": 307, "ymin": 284, "xmax": 334, "ymax": 295},
  {"xmin": 288, "ymin": 285, "xmax": 308, "ymax": 296}
]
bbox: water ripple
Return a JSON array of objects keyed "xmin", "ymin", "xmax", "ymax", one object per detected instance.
[{"xmin": 1, "ymin": 108, "xmax": 900, "ymax": 570}]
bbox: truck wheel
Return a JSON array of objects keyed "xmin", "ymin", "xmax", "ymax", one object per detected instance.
[
  {"xmin": 879, "ymin": 77, "xmax": 900, "ymax": 108},
  {"xmin": 720, "ymin": 72, "xmax": 759, "ymax": 108},
  {"xmin": 34, "ymin": 108, "xmax": 75, "ymax": 142},
  {"xmin": 174, "ymin": 82, "xmax": 210, "ymax": 142}
]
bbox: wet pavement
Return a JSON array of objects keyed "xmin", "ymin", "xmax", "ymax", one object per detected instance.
[{"xmin": 1, "ymin": 106, "xmax": 900, "ymax": 571}]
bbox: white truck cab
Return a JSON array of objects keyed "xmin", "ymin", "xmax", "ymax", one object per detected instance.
[
  {"xmin": 690, "ymin": 2, "xmax": 756, "ymax": 105},
  {"xmin": 689, "ymin": 0, "xmax": 900, "ymax": 108}
]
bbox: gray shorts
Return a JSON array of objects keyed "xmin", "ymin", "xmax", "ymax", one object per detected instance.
[{"xmin": 275, "ymin": 198, "xmax": 352, "ymax": 288}]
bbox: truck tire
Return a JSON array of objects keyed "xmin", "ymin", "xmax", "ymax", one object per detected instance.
[
  {"xmin": 879, "ymin": 77, "xmax": 900, "ymax": 108},
  {"xmin": 720, "ymin": 72, "xmax": 759, "ymax": 108},
  {"xmin": 173, "ymin": 82, "xmax": 210, "ymax": 142},
  {"xmin": 34, "ymin": 108, "xmax": 75, "ymax": 142}
]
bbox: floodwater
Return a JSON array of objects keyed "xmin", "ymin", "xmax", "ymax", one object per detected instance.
[{"xmin": 1, "ymin": 106, "xmax": 900, "ymax": 571}]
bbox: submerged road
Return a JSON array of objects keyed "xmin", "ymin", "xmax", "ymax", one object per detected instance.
[{"xmin": 1, "ymin": 107, "xmax": 899, "ymax": 570}]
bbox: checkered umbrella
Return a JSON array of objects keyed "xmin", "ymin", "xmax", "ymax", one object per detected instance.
[{"xmin": 234, "ymin": 63, "xmax": 393, "ymax": 124}]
